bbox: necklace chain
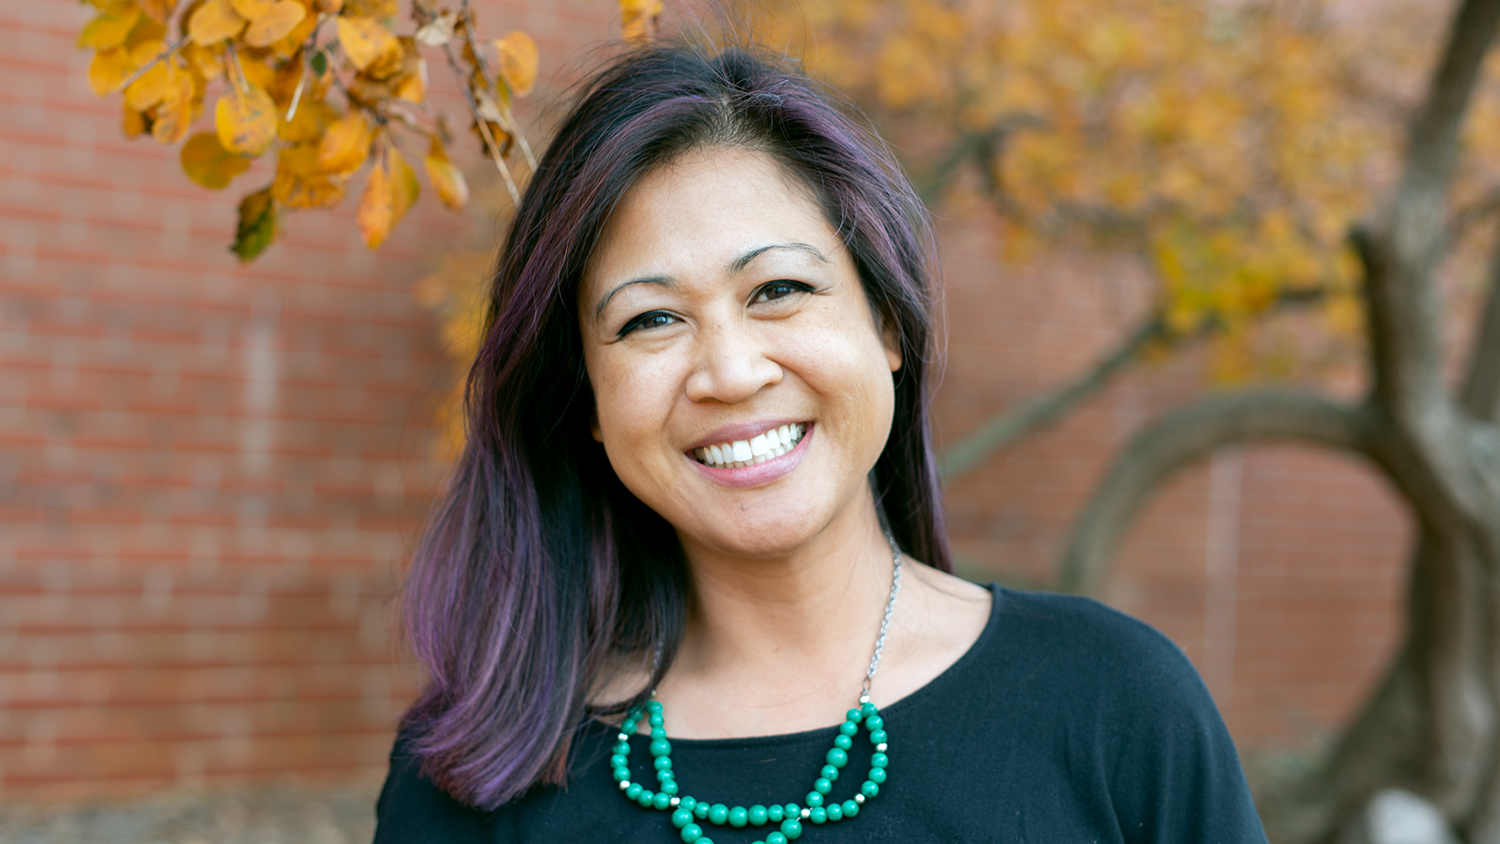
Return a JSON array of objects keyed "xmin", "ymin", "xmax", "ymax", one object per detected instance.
[{"xmin": 614, "ymin": 531, "xmax": 903, "ymax": 844}]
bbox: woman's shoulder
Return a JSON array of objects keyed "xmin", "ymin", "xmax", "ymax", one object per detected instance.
[{"xmin": 952, "ymin": 585, "xmax": 1218, "ymax": 722}]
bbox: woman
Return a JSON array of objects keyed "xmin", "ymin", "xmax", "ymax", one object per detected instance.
[{"xmin": 375, "ymin": 43, "xmax": 1267, "ymax": 843}]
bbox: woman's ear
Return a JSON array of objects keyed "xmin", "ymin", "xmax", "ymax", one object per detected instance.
[
  {"xmin": 882, "ymin": 320, "xmax": 902, "ymax": 373},
  {"xmin": 591, "ymin": 409, "xmax": 603, "ymax": 442}
]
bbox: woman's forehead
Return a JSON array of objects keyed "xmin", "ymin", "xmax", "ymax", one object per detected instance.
[{"xmin": 582, "ymin": 148, "xmax": 841, "ymax": 297}]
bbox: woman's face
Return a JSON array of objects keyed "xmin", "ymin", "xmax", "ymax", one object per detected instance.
[{"xmin": 579, "ymin": 147, "xmax": 902, "ymax": 561}]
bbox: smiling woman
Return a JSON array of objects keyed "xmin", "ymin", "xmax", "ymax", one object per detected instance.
[{"xmin": 373, "ymin": 43, "xmax": 1268, "ymax": 844}]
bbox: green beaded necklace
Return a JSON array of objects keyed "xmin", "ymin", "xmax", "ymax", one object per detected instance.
[{"xmin": 611, "ymin": 535, "xmax": 903, "ymax": 844}]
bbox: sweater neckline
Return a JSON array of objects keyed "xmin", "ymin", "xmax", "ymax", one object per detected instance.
[{"xmin": 599, "ymin": 583, "xmax": 1003, "ymax": 751}]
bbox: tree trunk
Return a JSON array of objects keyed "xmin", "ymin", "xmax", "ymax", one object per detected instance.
[{"xmin": 1050, "ymin": 0, "xmax": 1500, "ymax": 839}]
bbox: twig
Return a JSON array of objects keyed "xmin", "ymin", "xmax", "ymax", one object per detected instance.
[
  {"xmin": 113, "ymin": 35, "xmax": 188, "ymax": 93},
  {"xmin": 285, "ymin": 15, "xmax": 327, "ymax": 123},
  {"xmin": 459, "ymin": 0, "xmax": 537, "ymax": 171},
  {"xmin": 441, "ymin": 40, "xmax": 520, "ymax": 203}
]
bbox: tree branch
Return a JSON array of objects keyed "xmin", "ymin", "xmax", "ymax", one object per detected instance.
[
  {"xmin": 1364, "ymin": 0, "xmax": 1500, "ymax": 423},
  {"xmin": 939, "ymin": 316, "xmax": 1162, "ymax": 480},
  {"xmin": 1056, "ymin": 391, "xmax": 1373, "ymax": 596},
  {"xmin": 1461, "ymin": 225, "xmax": 1500, "ymax": 422}
]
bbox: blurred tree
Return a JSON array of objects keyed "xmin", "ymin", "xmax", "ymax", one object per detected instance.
[{"xmin": 751, "ymin": 0, "xmax": 1500, "ymax": 837}]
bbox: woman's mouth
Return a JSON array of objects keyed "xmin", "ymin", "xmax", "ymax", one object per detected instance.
[{"xmin": 691, "ymin": 423, "xmax": 807, "ymax": 468}]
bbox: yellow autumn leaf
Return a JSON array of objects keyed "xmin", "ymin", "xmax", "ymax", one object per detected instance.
[
  {"xmin": 125, "ymin": 59, "xmax": 174, "ymax": 111},
  {"xmin": 337, "ymin": 16, "xmax": 401, "ymax": 73},
  {"xmin": 151, "ymin": 69, "xmax": 196, "ymax": 144},
  {"xmin": 318, "ymin": 111, "xmax": 373, "ymax": 174},
  {"xmin": 122, "ymin": 100, "xmax": 148, "ymax": 137},
  {"xmin": 137, "ymin": 0, "xmax": 177, "ymax": 23},
  {"xmin": 423, "ymin": 137, "xmax": 468, "ymax": 211},
  {"xmin": 341, "ymin": 0, "xmax": 394, "ymax": 17},
  {"xmin": 243, "ymin": 0, "xmax": 306, "ymax": 48},
  {"xmin": 273, "ymin": 142, "xmax": 347, "ymax": 208},
  {"xmin": 494, "ymin": 31, "xmax": 537, "ymax": 97},
  {"xmin": 229, "ymin": 0, "xmax": 276, "ymax": 18},
  {"xmin": 215, "ymin": 82, "xmax": 278, "ymax": 156},
  {"xmin": 181, "ymin": 131, "xmax": 251, "ymax": 189},
  {"xmin": 357, "ymin": 148, "xmax": 394, "ymax": 248},
  {"xmin": 89, "ymin": 47, "xmax": 138, "ymax": 95},
  {"xmin": 619, "ymin": 0, "xmax": 662, "ymax": 43},
  {"xmin": 393, "ymin": 55, "xmax": 428, "ymax": 103},
  {"xmin": 188, "ymin": 0, "xmax": 246, "ymax": 45},
  {"xmin": 278, "ymin": 96, "xmax": 334, "ymax": 142},
  {"xmin": 78, "ymin": 1, "xmax": 142, "ymax": 51},
  {"xmin": 182, "ymin": 41, "xmax": 224, "ymax": 82},
  {"xmin": 388, "ymin": 143, "xmax": 419, "ymax": 226}
]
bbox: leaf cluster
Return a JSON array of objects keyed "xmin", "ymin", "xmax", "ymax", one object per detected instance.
[{"xmin": 78, "ymin": 0, "xmax": 544, "ymax": 260}]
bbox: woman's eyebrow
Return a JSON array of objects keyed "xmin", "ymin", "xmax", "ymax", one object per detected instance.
[
  {"xmin": 593, "ymin": 276, "xmax": 673, "ymax": 323},
  {"xmin": 730, "ymin": 242, "xmax": 828, "ymax": 272}
]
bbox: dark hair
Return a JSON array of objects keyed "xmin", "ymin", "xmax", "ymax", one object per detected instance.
[{"xmin": 399, "ymin": 41, "xmax": 950, "ymax": 810}]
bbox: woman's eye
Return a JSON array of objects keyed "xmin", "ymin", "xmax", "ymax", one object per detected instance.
[
  {"xmin": 754, "ymin": 280, "xmax": 812, "ymax": 303},
  {"xmin": 618, "ymin": 311, "xmax": 677, "ymax": 337}
]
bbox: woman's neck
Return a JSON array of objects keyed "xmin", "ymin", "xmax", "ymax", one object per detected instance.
[{"xmin": 660, "ymin": 491, "xmax": 898, "ymax": 737}]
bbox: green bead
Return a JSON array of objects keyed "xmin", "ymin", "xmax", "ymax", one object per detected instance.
[
  {"xmin": 610, "ymin": 753, "xmax": 627, "ymax": 768},
  {"xmin": 826, "ymin": 802, "xmax": 843, "ymax": 821},
  {"xmin": 863, "ymin": 714, "xmax": 884, "ymax": 732},
  {"xmin": 650, "ymin": 738, "xmax": 672, "ymax": 756},
  {"xmin": 841, "ymin": 799, "xmax": 859, "ymax": 818},
  {"xmin": 647, "ymin": 700, "xmax": 663, "ymax": 714},
  {"xmin": 650, "ymin": 713, "xmax": 664, "ymax": 727},
  {"xmin": 825, "ymin": 747, "xmax": 848, "ymax": 767},
  {"xmin": 612, "ymin": 766, "xmax": 631, "ymax": 783},
  {"xmin": 661, "ymin": 780, "xmax": 679, "ymax": 795},
  {"xmin": 698, "ymin": 839, "xmax": 714, "ymax": 844},
  {"xmin": 767, "ymin": 834, "xmax": 788, "ymax": 844},
  {"xmin": 767, "ymin": 804, "xmax": 784, "ymax": 822},
  {"xmin": 709, "ymin": 804, "xmax": 729, "ymax": 825},
  {"xmin": 680, "ymin": 823, "xmax": 703, "ymax": 843},
  {"xmin": 626, "ymin": 783, "xmax": 643, "ymax": 800},
  {"xmin": 869, "ymin": 730, "xmax": 888, "ymax": 746},
  {"xmin": 871, "ymin": 752, "xmax": 888, "ymax": 768},
  {"xmin": 729, "ymin": 806, "xmax": 748, "ymax": 827},
  {"xmin": 613, "ymin": 742, "xmax": 629, "ymax": 756},
  {"xmin": 653, "ymin": 792, "xmax": 673, "ymax": 810},
  {"xmin": 784, "ymin": 803, "xmax": 800, "ymax": 819},
  {"xmin": 637, "ymin": 789, "xmax": 656, "ymax": 807},
  {"xmin": 839, "ymin": 721, "xmax": 858, "ymax": 736},
  {"xmin": 845, "ymin": 708, "xmax": 863, "ymax": 723},
  {"xmin": 673, "ymin": 807, "xmax": 695, "ymax": 828},
  {"xmin": 814, "ymin": 777, "xmax": 832, "ymax": 794},
  {"xmin": 834, "ymin": 734, "xmax": 853, "ymax": 751},
  {"xmin": 694, "ymin": 802, "xmax": 711, "ymax": 819},
  {"xmin": 623, "ymin": 719, "xmax": 638, "ymax": 733},
  {"xmin": 679, "ymin": 795, "xmax": 697, "ymax": 811},
  {"xmin": 860, "ymin": 701, "xmax": 877, "ymax": 717},
  {"xmin": 809, "ymin": 806, "xmax": 827, "ymax": 824},
  {"xmin": 652, "ymin": 727, "xmax": 668, "ymax": 739},
  {"xmin": 780, "ymin": 818, "xmax": 803, "ymax": 840},
  {"xmin": 821, "ymin": 765, "xmax": 839, "ymax": 781},
  {"xmin": 655, "ymin": 757, "xmax": 673, "ymax": 772},
  {"xmin": 869, "ymin": 766, "xmax": 886, "ymax": 784},
  {"xmin": 861, "ymin": 780, "xmax": 880, "ymax": 798},
  {"xmin": 805, "ymin": 792, "xmax": 823, "ymax": 808},
  {"xmin": 749, "ymin": 804, "xmax": 768, "ymax": 825}
]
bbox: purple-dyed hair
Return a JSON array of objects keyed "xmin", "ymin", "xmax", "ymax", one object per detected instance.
[{"xmin": 399, "ymin": 42, "xmax": 951, "ymax": 810}]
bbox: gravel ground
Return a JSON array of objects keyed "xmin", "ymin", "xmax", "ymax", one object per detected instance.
[{"xmin": 0, "ymin": 783, "xmax": 380, "ymax": 844}]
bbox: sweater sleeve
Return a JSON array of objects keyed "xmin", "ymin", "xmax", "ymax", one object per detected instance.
[{"xmin": 1096, "ymin": 611, "xmax": 1268, "ymax": 844}]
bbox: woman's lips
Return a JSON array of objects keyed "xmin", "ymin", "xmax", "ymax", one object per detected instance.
[{"xmin": 689, "ymin": 423, "xmax": 813, "ymax": 488}]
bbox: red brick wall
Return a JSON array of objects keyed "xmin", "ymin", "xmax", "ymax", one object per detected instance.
[{"xmin": 0, "ymin": 0, "xmax": 1410, "ymax": 801}]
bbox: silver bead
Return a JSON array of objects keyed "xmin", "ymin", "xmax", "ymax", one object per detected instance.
[
  {"xmin": 801, "ymin": 809, "xmax": 810, "ymax": 819},
  {"xmin": 876, "ymin": 743, "xmax": 887, "ymax": 752},
  {"xmin": 618, "ymin": 733, "xmax": 629, "ymax": 741},
  {"xmin": 855, "ymin": 794, "xmax": 866, "ymax": 804},
  {"xmin": 619, "ymin": 781, "xmax": 630, "ymax": 790},
  {"xmin": 670, "ymin": 797, "xmax": 680, "ymax": 806}
]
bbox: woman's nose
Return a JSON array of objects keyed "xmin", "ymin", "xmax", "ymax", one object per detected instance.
[{"xmin": 684, "ymin": 319, "xmax": 782, "ymax": 404}]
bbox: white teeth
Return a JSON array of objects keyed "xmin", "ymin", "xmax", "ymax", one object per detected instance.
[{"xmin": 693, "ymin": 423, "xmax": 806, "ymax": 467}]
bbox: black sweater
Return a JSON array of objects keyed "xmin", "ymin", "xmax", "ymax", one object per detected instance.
[{"xmin": 375, "ymin": 586, "xmax": 1268, "ymax": 843}]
